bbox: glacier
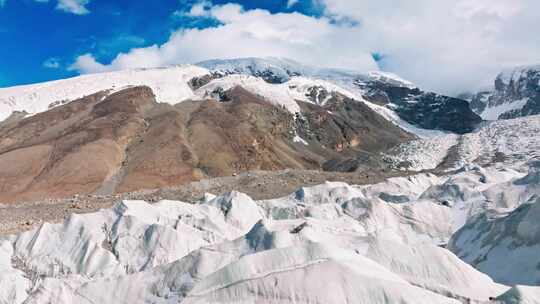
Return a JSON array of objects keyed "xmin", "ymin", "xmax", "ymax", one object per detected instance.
[{"xmin": 2, "ymin": 158, "xmax": 540, "ymax": 303}]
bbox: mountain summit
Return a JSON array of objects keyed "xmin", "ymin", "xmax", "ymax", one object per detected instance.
[{"xmin": 470, "ymin": 65, "xmax": 540, "ymax": 120}]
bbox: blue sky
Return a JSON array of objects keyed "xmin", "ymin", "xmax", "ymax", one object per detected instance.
[
  {"xmin": 1, "ymin": 0, "xmax": 539, "ymax": 94},
  {"xmin": 0, "ymin": 0, "xmax": 320, "ymax": 87}
]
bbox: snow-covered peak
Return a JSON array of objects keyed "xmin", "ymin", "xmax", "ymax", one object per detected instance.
[
  {"xmin": 0, "ymin": 57, "xmax": 477, "ymax": 136},
  {"xmin": 197, "ymin": 57, "xmax": 314, "ymax": 83},
  {"xmin": 363, "ymin": 71, "xmax": 417, "ymax": 88},
  {"xmin": 470, "ymin": 64, "xmax": 540, "ymax": 120},
  {"xmin": 0, "ymin": 57, "xmax": 374, "ymax": 123},
  {"xmin": 0, "ymin": 65, "xmax": 210, "ymax": 122},
  {"xmin": 194, "ymin": 74, "xmax": 303, "ymax": 113},
  {"xmin": 194, "ymin": 74, "xmax": 367, "ymax": 113},
  {"xmin": 196, "ymin": 57, "xmax": 484, "ymax": 135},
  {"xmin": 197, "ymin": 57, "xmax": 417, "ymax": 90},
  {"xmin": 496, "ymin": 64, "xmax": 540, "ymax": 86},
  {"xmin": 286, "ymin": 76, "xmax": 360, "ymax": 104}
]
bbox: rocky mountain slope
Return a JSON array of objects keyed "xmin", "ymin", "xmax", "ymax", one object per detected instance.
[
  {"xmin": 0, "ymin": 58, "xmax": 481, "ymax": 134},
  {"xmin": 0, "ymin": 65, "xmax": 209, "ymax": 123},
  {"xmin": 470, "ymin": 65, "xmax": 540, "ymax": 120},
  {"xmin": 0, "ymin": 58, "xmax": 484, "ymax": 203},
  {"xmin": 0, "ymin": 81, "xmax": 412, "ymax": 203},
  {"xmin": 199, "ymin": 58, "xmax": 482, "ymax": 133}
]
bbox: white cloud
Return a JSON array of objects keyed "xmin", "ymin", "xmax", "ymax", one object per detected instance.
[
  {"xmin": 68, "ymin": 54, "xmax": 109, "ymax": 73},
  {"xmin": 43, "ymin": 57, "xmax": 61, "ymax": 69},
  {"xmin": 317, "ymin": 0, "xmax": 540, "ymax": 93},
  {"xmin": 70, "ymin": 1, "xmax": 540, "ymax": 94},
  {"xmin": 71, "ymin": 3, "xmax": 377, "ymax": 75},
  {"xmin": 188, "ymin": 0, "xmax": 212, "ymax": 17},
  {"xmin": 286, "ymin": 0, "xmax": 298, "ymax": 8},
  {"xmin": 56, "ymin": 0, "xmax": 90, "ymax": 15}
]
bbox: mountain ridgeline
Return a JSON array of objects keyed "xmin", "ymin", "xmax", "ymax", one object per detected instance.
[
  {"xmin": 470, "ymin": 65, "xmax": 540, "ymax": 120},
  {"xmin": 199, "ymin": 58, "xmax": 482, "ymax": 134},
  {"xmin": 0, "ymin": 58, "xmax": 482, "ymax": 202},
  {"xmin": 0, "ymin": 84, "xmax": 411, "ymax": 203}
]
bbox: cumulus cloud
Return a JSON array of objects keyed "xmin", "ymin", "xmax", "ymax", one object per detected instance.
[
  {"xmin": 68, "ymin": 53, "xmax": 109, "ymax": 73},
  {"xmin": 318, "ymin": 0, "xmax": 540, "ymax": 93},
  {"xmin": 71, "ymin": 3, "xmax": 377, "ymax": 74},
  {"xmin": 43, "ymin": 57, "xmax": 61, "ymax": 69},
  {"xmin": 187, "ymin": 0, "xmax": 213, "ymax": 17},
  {"xmin": 71, "ymin": 0, "xmax": 540, "ymax": 94},
  {"xmin": 56, "ymin": 0, "xmax": 91, "ymax": 15}
]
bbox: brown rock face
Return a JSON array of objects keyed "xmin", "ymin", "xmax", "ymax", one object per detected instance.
[
  {"xmin": 0, "ymin": 85, "xmax": 413, "ymax": 203},
  {"xmin": 0, "ymin": 88, "xmax": 151, "ymax": 202}
]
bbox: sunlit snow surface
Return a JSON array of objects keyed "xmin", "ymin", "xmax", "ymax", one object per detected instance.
[
  {"xmin": 0, "ymin": 66, "xmax": 210, "ymax": 122},
  {"xmin": 0, "ymin": 60, "xmax": 434, "ymax": 139},
  {"xmin": 449, "ymin": 168, "xmax": 540, "ymax": 286},
  {"xmin": 4, "ymin": 162, "xmax": 540, "ymax": 303}
]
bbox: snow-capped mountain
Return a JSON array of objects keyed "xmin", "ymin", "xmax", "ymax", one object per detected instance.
[
  {"xmin": 0, "ymin": 58, "xmax": 483, "ymax": 203},
  {"xmin": 197, "ymin": 57, "xmax": 415, "ymax": 88},
  {"xmin": 0, "ymin": 65, "xmax": 209, "ymax": 122},
  {"xmin": 0, "ymin": 81, "xmax": 414, "ymax": 203},
  {"xmin": 198, "ymin": 57, "xmax": 482, "ymax": 134},
  {"xmin": 0, "ymin": 62, "xmax": 394, "ymax": 126},
  {"xmin": 0, "ymin": 57, "xmax": 481, "ymax": 134},
  {"xmin": 0, "ymin": 58, "xmax": 391, "ymax": 122},
  {"xmin": 470, "ymin": 65, "xmax": 540, "ymax": 120},
  {"xmin": 197, "ymin": 57, "xmax": 314, "ymax": 84}
]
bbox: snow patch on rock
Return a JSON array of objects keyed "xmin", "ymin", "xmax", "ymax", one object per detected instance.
[{"xmin": 0, "ymin": 65, "xmax": 210, "ymax": 122}]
